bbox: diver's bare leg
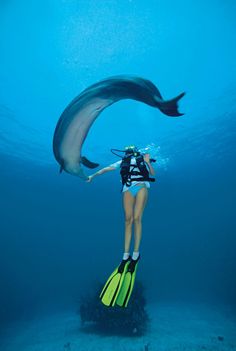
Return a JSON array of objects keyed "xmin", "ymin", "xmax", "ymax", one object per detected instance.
[
  {"xmin": 123, "ymin": 191, "xmax": 135, "ymax": 253},
  {"xmin": 133, "ymin": 187, "xmax": 148, "ymax": 252}
]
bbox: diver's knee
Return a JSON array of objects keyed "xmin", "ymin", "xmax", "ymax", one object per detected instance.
[
  {"xmin": 125, "ymin": 216, "xmax": 133, "ymax": 226},
  {"xmin": 134, "ymin": 215, "xmax": 141, "ymax": 224}
]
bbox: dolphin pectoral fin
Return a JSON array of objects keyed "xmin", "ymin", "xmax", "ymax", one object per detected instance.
[
  {"xmin": 81, "ymin": 156, "xmax": 99, "ymax": 169},
  {"xmin": 157, "ymin": 92, "xmax": 186, "ymax": 117},
  {"xmin": 59, "ymin": 165, "xmax": 63, "ymax": 173}
]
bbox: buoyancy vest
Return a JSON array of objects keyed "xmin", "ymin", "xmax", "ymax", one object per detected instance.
[{"xmin": 120, "ymin": 154, "xmax": 155, "ymax": 188}]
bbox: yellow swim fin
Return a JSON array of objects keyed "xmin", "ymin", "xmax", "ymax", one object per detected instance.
[
  {"xmin": 100, "ymin": 258, "xmax": 131, "ymax": 307},
  {"xmin": 116, "ymin": 256, "xmax": 140, "ymax": 308}
]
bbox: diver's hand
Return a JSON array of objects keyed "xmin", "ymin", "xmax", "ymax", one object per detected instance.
[
  {"xmin": 86, "ymin": 175, "xmax": 94, "ymax": 183},
  {"xmin": 144, "ymin": 153, "xmax": 151, "ymax": 163}
]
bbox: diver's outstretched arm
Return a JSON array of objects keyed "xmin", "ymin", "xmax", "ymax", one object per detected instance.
[{"xmin": 86, "ymin": 166, "xmax": 116, "ymax": 182}]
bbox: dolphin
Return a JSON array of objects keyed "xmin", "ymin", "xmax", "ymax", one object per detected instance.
[{"xmin": 53, "ymin": 75, "xmax": 185, "ymax": 179}]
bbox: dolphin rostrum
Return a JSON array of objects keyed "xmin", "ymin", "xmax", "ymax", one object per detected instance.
[{"xmin": 53, "ymin": 75, "xmax": 185, "ymax": 179}]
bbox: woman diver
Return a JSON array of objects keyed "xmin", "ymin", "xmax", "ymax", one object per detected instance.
[{"xmin": 87, "ymin": 145, "xmax": 156, "ymax": 307}]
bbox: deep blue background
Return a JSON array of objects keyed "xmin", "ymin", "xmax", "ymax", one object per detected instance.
[{"xmin": 0, "ymin": 0, "xmax": 235, "ymax": 324}]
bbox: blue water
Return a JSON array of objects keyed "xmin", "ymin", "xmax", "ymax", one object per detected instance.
[{"xmin": 0, "ymin": 0, "xmax": 236, "ymax": 349}]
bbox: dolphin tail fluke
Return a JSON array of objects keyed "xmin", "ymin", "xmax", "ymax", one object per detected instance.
[
  {"xmin": 156, "ymin": 92, "xmax": 185, "ymax": 117},
  {"xmin": 81, "ymin": 156, "xmax": 99, "ymax": 169}
]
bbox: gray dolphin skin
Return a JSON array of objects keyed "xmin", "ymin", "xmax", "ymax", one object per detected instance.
[{"xmin": 53, "ymin": 75, "xmax": 185, "ymax": 179}]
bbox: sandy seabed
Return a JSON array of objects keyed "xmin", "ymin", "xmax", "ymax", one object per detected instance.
[{"xmin": 0, "ymin": 302, "xmax": 235, "ymax": 351}]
